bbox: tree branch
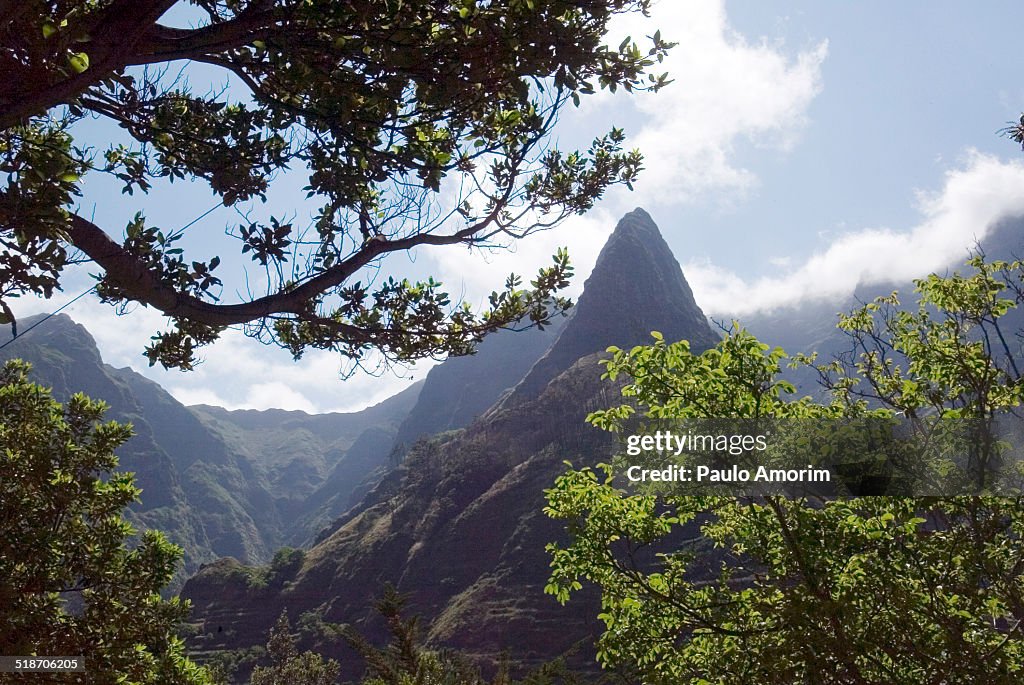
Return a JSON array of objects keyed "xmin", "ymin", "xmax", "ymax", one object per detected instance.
[
  {"xmin": 66, "ymin": 209, "xmax": 494, "ymax": 327},
  {"xmin": 134, "ymin": 9, "xmax": 283, "ymax": 64},
  {"xmin": 0, "ymin": 0, "xmax": 178, "ymax": 128}
]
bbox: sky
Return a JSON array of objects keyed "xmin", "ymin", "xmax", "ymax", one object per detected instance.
[{"xmin": 11, "ymin": 0, "xmax": 1024, "ymax": 413}]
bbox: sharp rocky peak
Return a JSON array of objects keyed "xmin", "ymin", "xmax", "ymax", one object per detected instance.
[{"xmin": 502, "ymin": 207, "xmax": 720, "ymax": 404}]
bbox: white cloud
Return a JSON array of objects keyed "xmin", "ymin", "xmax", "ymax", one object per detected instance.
[
  {"xmin": 685, "ymin": 151, "xmax": 1024, "ymax": 316},
  {"xmin": 424, "ymin": 207, "xmax": 617, "ymax": 304},
  {"xmin": 240, "ymin": 382, "xmax": 320, "ymax": 414},
  {"xmin": 153, "ymin": 330, "xmax": 425, "ymax": 414},
  {"xmin": 9, "ymin": 275, "xmax": 424, "ymax": 414},
  {"xmin": 165, "ymin": 385, "xmax": 234, "ymax": 408},
  {"xmin": 598, "ymin": 0, "xmax": 828, "ymax": 205}
]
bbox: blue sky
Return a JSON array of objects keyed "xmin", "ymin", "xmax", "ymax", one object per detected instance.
[
  {"xmin": 13, "ymin": 0, "xmax": 1024, "ymax": 412},
  {"xmin": 677, "ymin": 1, "xmax": 1024, "ymax": 273}
]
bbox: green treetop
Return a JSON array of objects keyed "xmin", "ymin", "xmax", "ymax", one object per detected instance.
[
  {"xmin": 0, "ymin": 0, "xmax": 671, "ymax": 370},
  {"xmin": 545, "ymin": 253, "xmax": 1024, "ymax": 684},
  {"xmin": 0, "ymin": 359, "xmax": 215, "ymax": 684}
]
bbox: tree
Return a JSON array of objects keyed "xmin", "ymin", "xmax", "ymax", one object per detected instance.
[
  {"xmin": 334, "ymin": 584, "xmax": 585, "ymax": 685},
  {"xmin": 0, "ymin": 359, "xmax": 215, "ymax": 684},
  {"xmin": 249, "ymin": 612, "xmax": 341, "ymax": 685},
  {"xmin": 544, "ymin": 254, "xmax": 1024, "ymax": 684},
  {"xmin": 338, "ymin": 585, "xmax": 487, "ymax": 685},
  {"xmin": 0, "ymin": 0, "xmax": 671, "ymax": 370}
]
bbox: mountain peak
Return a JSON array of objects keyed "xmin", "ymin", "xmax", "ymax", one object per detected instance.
[
  {"xmin": 502, "ymin": 208, "xmax": 719, "ymax": 403},
  {"xmin": 614, "ymin": 205, "xmax": 655, "ymax": 231},
  {"xmin": 2, "ymin": 313, "xmax": 103, "ymax": 367}
]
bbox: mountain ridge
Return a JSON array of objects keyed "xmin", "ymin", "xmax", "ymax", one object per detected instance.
[
  {"xmin": 502, "ymin": 207, "xmax": 720, "ymax": 406},
  {"xmin": 182, "ymin": 207, "xmax": 723, "ymax": 679},
  {"xmin": 0, "ymin": 314, "xmax": 420, "ymax": 585}
]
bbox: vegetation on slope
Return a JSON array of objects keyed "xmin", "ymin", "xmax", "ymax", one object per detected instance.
[
  {"xmin": 0, "ymin": 359, "xmax": 216, "ymax": 684},
  {"xmin": 546, "ymin": 253, "xmax": 1024, "ymax": 684}
]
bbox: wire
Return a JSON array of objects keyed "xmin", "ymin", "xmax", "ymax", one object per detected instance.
[
  {"xmin": 0, "ymin": 285, "xmax": 97, "ymax": 351},
  {"xmin": 168, "ymin": 202, "xmax": 221, "ymax": 240},
  {"xmin": 0, "ymin": 200, "xmax": 223, "ymax": 350}
]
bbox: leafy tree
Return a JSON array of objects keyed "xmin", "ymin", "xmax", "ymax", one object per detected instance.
[
  {"xmin": 337, "ymin": 585, "xmax": 585, "ymax": 685},
  {"xmin": 810, "ymin": 253, "xmax": 1024, "ymax": 490},
  {"xmin": 0, "ymin": 359, "xmax": 215, "ymax": 684},
  {"xmin": 335, "ymin": 585, "xmax": 489, "ymax": 685},
  {"xmin": 544, "ymin": 255, "xmax": 1024, "ymax": 684},
  {"xmin": 266, "ymin": 546, "xmax": 304, "ymax": 584},
  {"xmin": 249, "ymin": 612, "xmax": 341, "ymax": 685},
  {"xmin": 0, "ymin": 0, "xmax": 671, "ymax": 370}
]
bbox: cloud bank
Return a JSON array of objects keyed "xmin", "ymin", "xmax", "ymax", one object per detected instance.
[
  {"xmin": 685, "ymin": 151, "xmax": 1024, "ymax": 316},
  {"xmin": 606, "ymin": 0, "xmax": 828, "ymax": 204}
]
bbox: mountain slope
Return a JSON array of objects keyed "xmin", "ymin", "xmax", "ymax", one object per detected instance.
[
  {"xmin": 393, "ymin": 319, "xmax": 566, "ymax": 449},
  {"xmin": 183, "ymin": 208, "xmax": 721, "ymax": 677},
  {"xmin": 0, "ymin": 315, "xmax": 422, "ymax": 582},
  {"xmin": 190, "ymin": 384, "xmax": 421, "ymax": 546}
]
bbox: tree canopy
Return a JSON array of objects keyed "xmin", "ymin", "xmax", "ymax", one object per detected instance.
[
  {"xmin": 0, "ymin": 0, "xmax": 671, "ymax": 369},
  {"xmin": 248, "ymin": 612, "xmax": 340, "ymax": 685},
  {"xmin": 249, "ymin": 585, "xmax": 584, "ymax": 685},
  {"xmin": 0, "ymin": 359, "xmax": 214, "ymax": 684},
  {"xmin": 544, "ymin": 253, "xmax": 1024, "ymax": 684}
]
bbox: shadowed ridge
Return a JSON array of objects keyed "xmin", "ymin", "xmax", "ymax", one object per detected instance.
[{"xmin": 498, "ymin": 207, "xmax": 719, "ymax": 407}]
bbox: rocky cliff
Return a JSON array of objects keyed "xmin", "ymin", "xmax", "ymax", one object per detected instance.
[{"xmin": 182, "ymin": 208, "xmax": 721, "ymax": 677}]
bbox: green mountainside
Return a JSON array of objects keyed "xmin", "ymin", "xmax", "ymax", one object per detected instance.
[
  {"xmin": 182, "ymin": 208, "xmax": 722, "ymax": 679},
  {"xmin": 0, "ymin": 317, "xmax": 419, "ymax": 588},
  {"xmin": 190, "ymin": 389, "xmax": 421, "ymax": 548}
]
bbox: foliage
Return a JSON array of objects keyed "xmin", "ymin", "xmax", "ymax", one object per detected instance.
[
  {"xmin": 1001, "ymin": 113, "xmax": 1024, "ymax": 150},
  {"xmin": 336, "ymin": 585, "xmax": 492, "ymax": 685},
  {"xmin": 267, "ymin": 546, "xmax": 305, "ymax": 581},
  {"xmin": 587, "ymin": 328, "xmax": 838, "ymax": 426},
  {"xmin": 809, "ymin": 253, "xmax": 1024, "ymax": 490},
  {"xmin": 0, "ymin": 359, "xmax": 215, "ymax": 684},
  {"xmin": 202, "ymin": 644, "xmax": 267, "ymax": 684},
  {"xmin": 0, "ymin": 0, "xmax": 672, "ymax": 370},
  {"xmin": 329, "ymin": 584, "xmax": 587, "ymax": 685},
  {"xmin": 544, "ymin": 255, "xmax": 1024, "ymax": 684},
  {"xmin": 244, "ymin": 546, "xmax": 306, "ymax": 590},
  {"xmin": 249, "ymin": 612, "xmax": 341, "ymax": 685}
]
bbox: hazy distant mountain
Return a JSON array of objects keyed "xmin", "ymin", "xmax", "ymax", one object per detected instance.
[
  {"xmin": 182, "ymin": 208, "xmax": 722, "ymax": 678},
  {"xmin": 0, "ymin": 315, "xmax": 421, "ymax": 586},
  {"xmin": 189, "ymin": 384, "xmax": 422, "ymax": 548},
  {"xmin": 740, "ymin": 215, "xmax": 1024, "ymax": 396}
]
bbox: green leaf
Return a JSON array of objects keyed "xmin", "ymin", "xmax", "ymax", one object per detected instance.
[{"xmin": 68, "ymin": 52, "xmax": 90, "ymax": 73}]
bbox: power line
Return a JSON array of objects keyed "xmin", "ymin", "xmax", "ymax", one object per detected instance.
[
  {"xmin": 169, "ymin": 202, "xmax": 221, "ymax": 239},
  {"xmin": 0, "ymin": 285, "xmax": 97, "ymax": 351},
  {"xmin": 0, "ymin": 200, "xmax": 224, "ymax": 350}
]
